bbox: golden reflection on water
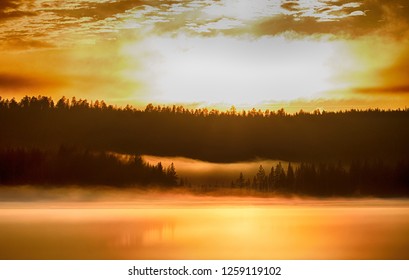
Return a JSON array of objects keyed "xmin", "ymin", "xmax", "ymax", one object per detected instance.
[{"xmin": 0, "ymin": 198, "xmax": 409, "ymax": 259}]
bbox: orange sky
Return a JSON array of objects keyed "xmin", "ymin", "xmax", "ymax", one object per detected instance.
[{"xmin": 0, "ymin": 0, "xmax": 409, "ymax": 111}]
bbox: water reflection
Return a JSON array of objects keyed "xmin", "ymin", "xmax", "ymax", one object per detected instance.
[{"xmin": 0, "ymin": 198, "xmax": 409, "ymax": 259}]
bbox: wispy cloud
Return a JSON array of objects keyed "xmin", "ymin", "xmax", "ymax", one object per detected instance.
[
  {"xmin": 355, "ymin": 86, "xmax": 409, "ymax": 95},
  {"xmin": 1, "ymin": 0, "xmax": 407, "ymax": 50},
  {"xmin": 0, "ymin": 0, "xmax": 37, "ymax": 21},
  {"xmin": 0, "ymin": 73, "xmax": 42, "ymax": 89}
]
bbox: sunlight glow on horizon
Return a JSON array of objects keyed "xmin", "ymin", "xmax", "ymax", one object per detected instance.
[
  {"xmin": 123, "ymin": 35, "xmax": 337, "ymax": 106},
  {"xmin": 1, "ymin": 0, "xmax": 408, "ymax": 111}
]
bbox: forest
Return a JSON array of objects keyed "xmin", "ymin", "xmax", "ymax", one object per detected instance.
[
  {"xmin": 1, "ymin": 95, "xmax": 409, "ymax": 163},
  {"xmin": 0, "ymin": 147, "xmax": 177, "ymax": 187},
  {"xmin": 0, "ymin": 95, "xmax": 409, "ymax": 196},
  {"xmin": 226, "ymin": 161, "xmax": 409, "ymax": 197}
]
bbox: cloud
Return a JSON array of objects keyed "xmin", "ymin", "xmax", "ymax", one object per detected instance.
[
  {"xmin": 0, "ymin": 0, "xmax": 22, "ymax": 16},
  {"xmin": 0, "ymin": 0, "xmax": 36, "ymax": 21},
  {"xmin": 0, "ymin": 37, "xmax": 54, "ymax": 50},
  {"xmin": 281, "ymin": 1, "xmax": 302, "ymax": 12},
  {"xmin": 354, "ymin": 86, "xmax": 409, "ymax": 95},
  {"xmin": 0, "ymin": 0, "xmax": 408, "ymax": 50},
  {"xmin": 0, "ymin": 42, "xmax": 146, "ymax": 103},
  {"xmin": 0, "ymin": 0, "xmax": 205, "ymax": 50},
  {"xmin": 253, "ymin": 15, "xmax": 364, "ymax": 37},
  {"xmin": 50, "ymin": 0, "xmax": 145, "ymax": 20},
  {"xmin": 327, "ymin": 31, "xmax": 409, "ymax": 99},
  {"xmin": 254, "ymin": 8, "xmax": 353, "ymax": 37},
  {"xmin": 48, "ymin": 0, "xmax": 190, "ymax": 22},
  {"xmin": 253, "ymin": 0, "xmax": 408, "ymax": 38},
  {"xmin": 354, "ymin": 43, "xmax": 409, "ymax": 95},
  {"xmin": 0, "ymin": 73, "xmax": 45, "ymax": 89}
]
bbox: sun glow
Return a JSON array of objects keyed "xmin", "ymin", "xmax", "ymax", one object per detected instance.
[
  {"xmin": 123, "ymin": 35, "xmax": 337, "ymax": 107},
  {"xmin": 1, "ymin": 0, "xmax": 408, "ymax": 110}
]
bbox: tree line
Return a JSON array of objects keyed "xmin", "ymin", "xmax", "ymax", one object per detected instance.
[
  {"xmin": 1, "ymin": 95, "xmax": 409, "ymax": 163},
  {"xmin": 0, "ymin": 147, "xmax": 177, "ymax": 187},
  {"xmin": 229, "ymin": 161, "xmax": 409, "ymax": 197},
  {"xmin": 1, "ymin": 145, "xmax": 408, "ymax": 196}
]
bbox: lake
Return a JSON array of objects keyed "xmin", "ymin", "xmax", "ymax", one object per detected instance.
[{"xmin": 0, "ymin": 191, "xmax": 408, "ymax": 259}]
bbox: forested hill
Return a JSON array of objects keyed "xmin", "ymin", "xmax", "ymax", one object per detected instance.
[
  {"xmin": 0, "ymin": 147, "xmax": 178, "ymax": 187},
  {"xmin": 1, "ymin": 95, "xmax": 409, "ymax": 163}
]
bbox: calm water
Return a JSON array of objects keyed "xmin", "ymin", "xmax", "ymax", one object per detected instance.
[{"xmin": 1, "ymin": 193, "xmax": 409, "ymax": 260}]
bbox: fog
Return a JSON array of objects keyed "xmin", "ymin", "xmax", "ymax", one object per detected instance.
[
  {"xmin": 143, "ymin": 155, "xmax": 289, "ymax": 185},
  {"xmin": 1, "ymin": 184, "xmax": 408, "ymax": 207},
  {"xmin": 1, "ymin": 188, "xmax": 409, "ymax": 259}
]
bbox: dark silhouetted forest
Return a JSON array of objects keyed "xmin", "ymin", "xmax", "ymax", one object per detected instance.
[
  {"xmin": 1, "ymin": 96, "xmax": 409, "ymax": 163},
  {"xmin": 0, "ymin": 147, "xmax": 177, "ymax": 187},
  {"xmin": 1, "ymin": 95, "xmax": 409, "ymax": 196},
  {"xmin": 226, "ymin": 161, "xmax": 409, "ymax": 197}
]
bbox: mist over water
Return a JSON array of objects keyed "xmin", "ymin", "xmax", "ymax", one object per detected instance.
[
  {"xmin": 1, "ymin": 142, "xmax": 408, "ymax": 260},
  {"xmin": 0, "ymin": 187, "xmax": 408, "ymax": 260}
]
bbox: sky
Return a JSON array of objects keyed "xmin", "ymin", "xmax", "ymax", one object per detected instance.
[{"xmin": 0, "ymin": 0, "xmax": 409, "ymax": 111}]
